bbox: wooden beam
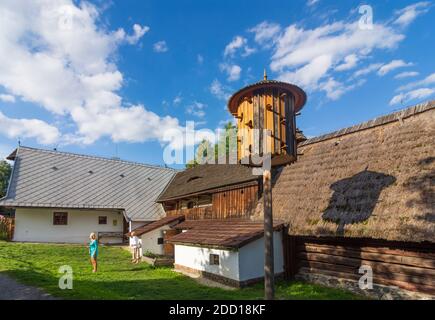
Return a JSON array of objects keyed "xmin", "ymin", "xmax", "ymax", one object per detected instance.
[{"xmin": 263, "ymin": 166, "xmax": 274, "ymax": 300}]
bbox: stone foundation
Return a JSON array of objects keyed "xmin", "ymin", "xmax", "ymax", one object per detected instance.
[
  {"xmin": 174, "ymin": 264, "xmax": 283, "ymax": 288},
  {"xmin": 296, "ymin": 272, "xmax": 434, "ymax": 300}
]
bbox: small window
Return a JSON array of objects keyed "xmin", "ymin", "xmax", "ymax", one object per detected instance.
[
  {"xmin": 157, "ymin": 237, "xmax": 164, "ymax": 245},
  {"xmin": 187, "ymin": 201, "xmax": 195, "ymax": 209},
  {"xmin": 53, "ymin": 212, "xmax": 68, "ymax": 225},
  {"xmin": 113, "ymin": 219, "xmax": 118, "ymax": 226},
  {"xmin": 187, "ymin": 176, "xmax": 202, "ymax": 183},
  {"xmin": 98, "ymin": 216, "xmax": 107, "ymax": 225},
  {"xmin": 209, "ymin": 254, "xmax": 219, "ymax": 265}
]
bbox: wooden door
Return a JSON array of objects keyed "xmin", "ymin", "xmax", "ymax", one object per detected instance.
[{"xmin": 163, "ymin": 229, "xmax": 179, "ymax": 256}]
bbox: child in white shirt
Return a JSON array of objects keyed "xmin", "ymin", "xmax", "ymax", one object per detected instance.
[{"xmin": 130, "ymin": 231, "xmax": 142, "ymax": 263}]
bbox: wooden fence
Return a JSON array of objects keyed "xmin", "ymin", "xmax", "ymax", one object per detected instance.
[
  {"xmin": 0, "ymin": 216, "xmax": 14, "ymax": 240},
  {"xmin": 284, "ymin": 235, "xmax": 435, "ymax": 295}
]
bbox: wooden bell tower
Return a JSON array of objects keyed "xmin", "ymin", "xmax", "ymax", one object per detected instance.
[
  {"xmin": 227, "ymin": 70, "xmax": 306, "ymax": 166},
  {"xmin": 227, "ymin": 71, "xmax": 306, "ymax": 300}
]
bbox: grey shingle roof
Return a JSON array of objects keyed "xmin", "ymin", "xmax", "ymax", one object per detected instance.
[{"xmin": 0, "ymin": 146, "xmax": 177, "ymax": 221}]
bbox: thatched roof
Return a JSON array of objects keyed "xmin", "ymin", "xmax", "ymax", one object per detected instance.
[
  {"xmin": 253, "ymin": 101, "xmax": 435, "ymax": 243},
  {"xmin": 157, "ymin": 164, "xmax": 259, "ymax": 202}
]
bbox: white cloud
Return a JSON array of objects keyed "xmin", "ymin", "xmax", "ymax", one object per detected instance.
[
  {"xmin": 269, "ymin": 20, "xmax": 404, "ymax": 96},
  {"xmin": 394, "ymin": 71, "xmax": 419, "ymax": 79},
  {"xmin": 197, "ymin": 54, "xmax": 204, "ymax": 64},
  {"xmin": 186, "ymin": 101, "xmax": 207, "ymax": 118},
  {"xmin": 335, "ymin": 54, "xmax": 359, "ymax": 71},
  {"xmin": 249, "ymin": 21, "xmax": 281, "ymax": 45},
  {"xmin": 210, "ymin": 79, "xmax": 232, "ymax": 101},
  {"xmin": 173, "ymin": 95, "xmax": 182, "ymax": 105},
  {"xmin": 0, "ymin": 94, "xmax": 15, "ymax": 103},
  {"xmin": 397, "ymin": 72, "xmax": 435, "ymax": 91},
  {"xmin": 0, "ymin": 111, "xmax": 60, "ymax": 144},
  {"xmin": 353, "ymin": 63, "xmax": 383, "ymax": 78},
  {"xmin": 307, "ymin": 0, "xmax": 320, "ymax": 7},
  {"xmin": 120, "ymin": 24, "xmax": 149, "ymax": 45},
  {"xmin": 393, "ymin": 1, "xmax": 431, "ymax": 27},
  {"xmin": 0, "ymin": 0, "xmax": 184, "ymax": 147},
  {"xmin": 390, "ymin": 88, "xmax": 434, "ymax": 106},
  {"xmin": 220, "ymin": 63, "xmax": 242, "ymax": 82},
  {"xmin": 126, "ymin": 23, "xmax": 150, "ymax": 44},
  {"xmin": 224, "ymin": 36, "xmax": 255, "ymax": 57},
  {"xmin": 278, "ymin": 55, "xmax": 332, "ymax": 88},
  {"xmin": 377, "ymin": 59, "xmax": 413, "ymax": 76},
  {"xmin": 319, "ymin": 77, "xmax": 366, "ymax": 100},
  {"xmin": 153, "ymin": 40, "xmax": 168, "ymax": 53}
]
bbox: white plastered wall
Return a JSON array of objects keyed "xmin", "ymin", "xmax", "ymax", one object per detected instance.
[
  {"xmin": 238, "ymin": 230, "xmax": 284, "ymax": 281},
  {"xmin": 13, "ymin": 208, "xmax": 123, "ymax": 244},
  {"xmin": 140, "ymin": 225, "xmax": 171, "ymax": 255},
  {"xmin": 174, "ymin": 245, "xmax": 240, "ymax": 281},
  {"xmin": 174, "ymin": 230, "xmax": 284, "ymax": 282}
]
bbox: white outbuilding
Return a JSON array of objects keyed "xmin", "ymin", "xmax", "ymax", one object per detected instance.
[{"xmin": 168, "ymin": 219, "xmax": 286, "ymax": 287}]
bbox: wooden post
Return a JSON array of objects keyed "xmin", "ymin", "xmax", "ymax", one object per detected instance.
[{"xmin": 263, "ymin": 167, "xmax": 274, "ymax": 300}]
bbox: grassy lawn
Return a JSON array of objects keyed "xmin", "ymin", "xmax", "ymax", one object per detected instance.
[{"xmin": 0, "ymin": 241, "xmax": 363, "ymax": 300}]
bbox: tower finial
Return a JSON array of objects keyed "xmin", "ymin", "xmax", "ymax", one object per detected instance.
[{"xmin": 263, "ymin": 68, "xmax": 267, "ymax": 81}]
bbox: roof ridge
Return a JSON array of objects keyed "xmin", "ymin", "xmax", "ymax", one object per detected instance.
[
  {"xmin": 299, "ymin": 100, "xmax": 435, "ymax": 147},
  {"xmin": 15, "ymin": 146, "xmax": 177, "ymax": 172}
]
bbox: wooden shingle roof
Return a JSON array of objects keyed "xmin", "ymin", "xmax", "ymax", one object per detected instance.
[
  {"xmin": 157, "ymin": 164, "xmax": 260, "ymax": 201},
  {"xmin": 253, "ymin": 100, "xmax": 435, "ymax": 243},
  {"xmin": 127, "ymin": 215, "xmax": 185, "ymax": 236},
  {"xmin": 168, "ymin": 219, "xmax": 285, "ymax": 249}
]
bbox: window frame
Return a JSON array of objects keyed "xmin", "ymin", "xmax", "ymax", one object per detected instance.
[
  {"xmin": 209, "ymin": 253, "xmax": 220, "ymax": 265},
  {"xmin": 53, "ymin": 212, "xmax": 68, "ymax": 226},
  {"xmin": 98, "ymin": 216, "xmax": 107, "ymax": 225}
]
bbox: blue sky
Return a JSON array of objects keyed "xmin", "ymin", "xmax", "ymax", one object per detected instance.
[{"xmin": 0, "ymin": 0, "xmax": 434, "ymax": 167}]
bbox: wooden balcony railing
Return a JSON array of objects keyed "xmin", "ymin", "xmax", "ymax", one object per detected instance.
[{"xmin": 166, "ymin": 206, "xmax": 215, "ymax": 220}]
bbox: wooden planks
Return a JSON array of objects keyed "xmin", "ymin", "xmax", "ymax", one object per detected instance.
[
  {"xmin": 212, "ymin": 185, "xmax": 258, "ymax": 219},
  {"xmin": 287, "ymin": 235, "xmax": 435, "ymax": 295},
  {"xmin": 166, "ymin": 185, "xmax": 258, "ymax": 220},
  {"xmin": 0, "ymin": 216, "xmax": 14, "ymax": 240}
]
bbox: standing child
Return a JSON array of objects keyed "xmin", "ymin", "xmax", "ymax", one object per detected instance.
[
  {"xmin": 130, "ymin": 231, "xmax": 142, "ymax": 263},
  {"xmin": 89, "ymin": 232, "xmax": 98, "ymax": 273}
]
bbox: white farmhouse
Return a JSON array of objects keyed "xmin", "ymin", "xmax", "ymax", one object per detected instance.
[{"xmin": 0, "ymin": 146, "xmax": 176, "ymax": 244}]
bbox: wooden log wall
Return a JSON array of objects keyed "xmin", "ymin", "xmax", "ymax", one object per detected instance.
[
  {"xmin": 211, "ymin": 184, "xmax": 258, "ymax": 219},
  {"xmin": 285, "ymin": 236, "xmax": 435, "ymax": 295},
  {"xmin": 165, "ymin": 185, "xmax": 258, "ymax": 220}
]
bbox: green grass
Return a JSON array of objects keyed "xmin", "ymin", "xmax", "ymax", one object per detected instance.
[{"xmin": 0, "ymin": 241, "xmax": 363, "ymax": 300}]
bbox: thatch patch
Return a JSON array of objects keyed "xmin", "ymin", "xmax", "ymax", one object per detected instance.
[{"xmin": 254, "ymin": 101, "xmax": 435, "ymax": 243}]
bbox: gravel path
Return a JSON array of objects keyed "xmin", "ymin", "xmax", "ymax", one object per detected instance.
[{"xmin": 0, "ymin": 273, "xmax": 58, "ymax": 300}]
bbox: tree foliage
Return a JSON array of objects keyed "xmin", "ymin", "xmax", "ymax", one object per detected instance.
[
  {"xmin": 0, "ymin": 160, "xmax": 12, "ymax": 198},
  {"xmin": 185, "ymin": 122, "xmax": 237, "ymax": 168}
]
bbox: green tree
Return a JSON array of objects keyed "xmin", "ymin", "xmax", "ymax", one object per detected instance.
[
  {"xmin": 214, "ymin": 122, "xmax": 237, "ymax": 162},
  {"xmin": 185, "ymin": 122, "xmax": 238, "ymax": 168},
  {"xmin": 0, "ymin": 160, "xmax": 12, "ymax": 198}
]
